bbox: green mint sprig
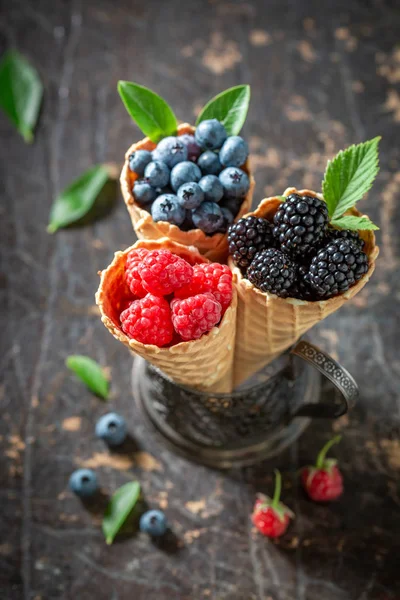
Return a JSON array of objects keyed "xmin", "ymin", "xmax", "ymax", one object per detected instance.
[
  {"xmin": 0, "ymin": 50, "xmax": 43, "ymax": 143},
  {"xmin": 322, "ymin": 137, "xmax": 381, "ymax": 230},
  {"xmin": 102, "ymin": 482, "xmax": 141, "ymax": 544},
  {"xmin": 196, "ymin": 85, "xmax": 250, "ymax": 135},
  {"xmin": 118, "ymin": 81, "xmax": 250, "ymax": 141},
  {"xmin": 66, "ymin": 355, "xmax": 109, "ymax": 400}
]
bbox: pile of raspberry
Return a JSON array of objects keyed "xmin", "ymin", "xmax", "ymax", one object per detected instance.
[
  {"xmin": 120, "ymin": 248, "xmax": 233, "ymax": 347},
  {"xmin": 228, "ymin": 193, "xmax": 369, "ymax": 301}
]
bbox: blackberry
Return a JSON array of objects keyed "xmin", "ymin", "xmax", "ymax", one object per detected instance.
[
  {"xmin": 289, "ymin": 264, "xmax": 320, "ymax": 301},
  {"xmin": 228, "ymin": 216, "xmax": 274, "ymax": 270},
  {"xmin": 273, "ymin": 194, "xmax": 329, "ymax": 258},
  {"xmin": 325, "ymin": 227, "xmax": 365, "ymax": 250},
  {"xmin": 247, "ymin": 248, "xmax": 296, "ymax": 297},
  {"xmin": 308, "ymin": 238, "xmax": 369, "ymax": 299}
]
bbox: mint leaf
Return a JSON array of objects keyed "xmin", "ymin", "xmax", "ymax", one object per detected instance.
[
  {"xmin": 118, "ymin": 81, "xmax": 177, "ymax": 143},
  {"xmin": 330, "ymin": 215, "xmax": 379, "ymax": 231},
  {"xmin": 322, "ymin": 137, "xmax": 381, "ymax": 219},
  {"xmin": 196, "ymin": 85, "xmax": 250, "ymax": 135},
  {"xmin": 66, "ymin": 355, "xmax": 109, "ymax": 399},
  {"xmin": 102, "ymin": 482, "xmax": 141, "ymax": 545},
  {"xmin": 47, "ymin": 165, "xmax": 110, "ymax": 233},
  {"xmin": 0, "ymin": 50, "xmax": 43, "ymax": 143}
]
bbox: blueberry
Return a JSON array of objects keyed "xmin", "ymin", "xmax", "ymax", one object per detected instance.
[
  {"xmin": 153, "ymin": 136, "xmax": 188, "ymax": 168},
  {"xmin": 192, "ymin": 202, "xmax": 224, "ymax": 234},
  {"xmin": 219, "ymin": 136, "xmax": 248, "ymax": 167},
  {"xmin": 195, "ymin": 119, "xmax": 227, "ymax": 150},
  {"xmin": 128, "ymin": 150, "xmax": 152, "ymax": 176},
  {"xmin": 144, "ymin": 161, "xmax": 170, "ymax": 188},
  {"xmin": 139, "ymin": 509, "xmax": 167, "ymax": 537},
  {"xmin": 221, "ymin": 207, "xmax": 234, "ymax": 227},
  {"xmin": 69, "ymin": 469, "xmax": 98, "ymax": 498},
  {"xmin": 133, "ymin": 179, "xmax": 157, "ymax": 206},
  {"xmin": 179, "ymin": 134, "xmax": 202, "ymax": 162},
  {"xmin": 170, "ymin": 161, "xmax": 202, "ymax": 192},
  {"xmin": 197, "ymin": 151, "xmax": 222, "ymax": 175},
  {"xmin": 219, "ymin": 167, "xmax": 250, "ymax": 199},
  {"xmin": 220, "ymin": 197, "xmax": 242, "ymax": 218},
  {"xmin": 95, "ymin": 412, "xmax": 127, "ymax": 447},
  {"xmin": 151, "ymin": 194, "xmax": 186, "ymax": 226},
  {"xmin": 177, "ymin": 182, "xmax": 204, "ymax": 209},
  {"xmin": 199, "ymin": 175, "xmax": 224, "ymax": 203}
]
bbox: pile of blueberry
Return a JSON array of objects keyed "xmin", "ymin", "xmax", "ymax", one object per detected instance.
[{"xmin": 128, "ymin": 119, "xmax": 250, "ymax": 234}]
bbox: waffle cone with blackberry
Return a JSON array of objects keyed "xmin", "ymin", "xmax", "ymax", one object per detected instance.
[
  {"xmin": 96, "ymin": 238, "xmax": 237, "ymax": 393},
  {"xmin": 229, "ymin": 188, "xmax": 379, "ymax": 387},
  {"xmin": 120, "ymin": 124, "xmax": 255, "ymax": 262}
]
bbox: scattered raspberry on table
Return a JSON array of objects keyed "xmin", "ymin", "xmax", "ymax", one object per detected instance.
[
  {"xmin": 301, "ymin": 435, "xmax": 344, "ymax": 502},
  {"xmin": 252, "ymin": 470, "xmax": 294, "ymax": 538}
]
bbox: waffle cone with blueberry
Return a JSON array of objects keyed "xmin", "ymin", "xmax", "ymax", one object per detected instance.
[
  {"xmin": 96, "ymin": 238, "xmax": 237, "ymax": 393},
  {"xmin": 120, "ymin": 124, "xmax": 255, "ymax": 262},
  {"xmin": 229, "ymin": 187, "xmax": 379, "ymax": 387}
]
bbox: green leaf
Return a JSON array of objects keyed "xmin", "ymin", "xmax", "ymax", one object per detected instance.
[
  {"xmin": 196, "ymin": 85, "xmax": 251, "ymax": 136},
  {"xmin": 66, "ymin": 355, "xmax": 109, "ymax": 399},
  {"xmin": 276, "ymin": 195, "xmax": 286, "ymax": 202},
  {"xmin": 0, "ymin": 49, "xmax": 43, "ymax": 143},
  {"xmin": 322, "ymin": 137, "xmax": 381, "ymax": 219},
  {"xmin": 118, "ymin": 81, "xmax": 177, "ymax": 143},
  {"xmin": 47, "ymin": 165, "xmax": 109, "ymax": 233},
  {"xmin": 102, "ymin": 482, "xmax": 141, "ymax": 545},
  {"xmin": 330, "ymin": 215, "xmax": 379, "ymax": 231}
]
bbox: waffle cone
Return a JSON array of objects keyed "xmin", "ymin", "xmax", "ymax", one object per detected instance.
[
  {"xmin": 231, "ymin": 188, "xmax": 379, "ymax": 387},
  {"xmin": 120, "ymin": 124, "xmax": 255, "ymax": 262},
  {"xmin": 96, "ymin": 238, "xmax": 236, "ymax": 393}
]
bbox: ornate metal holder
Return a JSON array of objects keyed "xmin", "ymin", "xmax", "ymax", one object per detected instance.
[{"xmin": 132, "ymin": 340, "xmax": 358, "ymax": 468}]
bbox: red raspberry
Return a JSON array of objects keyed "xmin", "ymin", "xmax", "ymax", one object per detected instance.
[
  {"xmin": 120, "ymin": 294, "xmax": 173, "ymax": 347},
  {"xmin": 301, "ymin": 435, "xmax": 343, "ymax": 502},
  {"xmin": 174, "ymin": 263, "xmax": 233, "ymax": 311},
  {"xmin": 171, "ymin": 293, "xmax": 222, "ymax": 341},
  {"xmin": 125, "ymin": 248, "xmax": 149, "ymax": 298},
  {"xmin": 251, "ymin": 470, "xmax": 294, "ymax": 538},
  {"xmin": 138, "ymin": 250, "xmax": 193, "ymax": 296}
]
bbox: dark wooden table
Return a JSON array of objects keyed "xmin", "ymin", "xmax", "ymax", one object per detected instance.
[{"xmin": 1, "ymin": 1, "xmax": 400, "ymax": 598}]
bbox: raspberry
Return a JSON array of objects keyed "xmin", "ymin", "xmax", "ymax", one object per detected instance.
[
  {"xmin": 138, "ymin": 250, "xmax": 193, "ymax": 296},
  {"xmin": 125, "ymin": 248, "xmax": 149, "ymax": 298},
  {"xmin": 251, "ymin": 471, "xmax": 294, "ymax": 538},
  {"xmin": 120, "ymin": 294, "xmax": 173, "ymax": 347},
  {"xmin": 301, "ymin": 435, "xmax": 343, "ymax": 502},
  {"xmin": 307, "ymin": 238, "xmax": 369, "ymax": 298},
  {"xmin": 228, "ymin": 216, "xmax": 275, "ymax": 270},
  {"xmin": 273, "ymin": 193, "xmax": 329, "ymax": 258},
  {"xmin": 171, "ymin": 293, "xmax": 222, "ymax": 341},
  {"xmin": 247, "ymin": 248, "xmax": 296, "ymax": 297},
  {"xmin": 174, "ymin": 263, "xmax": 233, "ymax": 311}
]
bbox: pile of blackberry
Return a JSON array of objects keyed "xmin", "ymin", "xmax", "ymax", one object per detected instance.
[
  {"xmin": 128, "ymin": 119, "xmax": 250, "ymax": 235},
  {"xmin": 228, "ymin": 193, "xmax": 369, "ymax": 300}
]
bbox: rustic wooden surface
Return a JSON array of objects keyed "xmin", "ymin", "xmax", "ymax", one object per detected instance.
[{"xmin": 1, "ymin": 0, "xmax": 400, "ymax": 598}]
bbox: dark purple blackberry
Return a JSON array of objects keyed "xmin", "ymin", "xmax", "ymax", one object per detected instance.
[
  {"xmin": 308, "ymin": 238, "xmax": 369, "ymax": 299},
  {"xmin": 247, "ymin": 249, "xmax": 296, "ymax": 297},
  {"xmin": 228, "ymin": 216, "xmax": 274, "ymax": 270},
  {"xmin": 325, "ymin": 227, "xmax": 365, "ymax": 250},
  {"xmin": 273, "ymin": 194, "xmax": 329, "ymax": 258},
  {"xmin": 289, "ymin": 264, "xmax": 321, "ymax": 301}
]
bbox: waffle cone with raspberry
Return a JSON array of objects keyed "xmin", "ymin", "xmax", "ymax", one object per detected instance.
[
  {"xmin": 230, "ymin": 188, "xmax": 379, "ymax": 387},
  {"xmin": 96, "ymin": 238, "xmax": 237, "ymax": 393},
  {"xmin": 120, "ymin": 124, "xmax": 255, "ymax": 262}
]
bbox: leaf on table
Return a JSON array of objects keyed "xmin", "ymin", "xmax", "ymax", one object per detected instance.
[
  {"xmin": 196, "ymin": 85, "xmax": 251, "ymax": 136},
  {"xmin": 102, "ymin": 481, "xmax": 141, "ymax": 545},
  {"xmin": 330, "ymin": 214, "xmax": 379, "ymax": 231},
  {"xmin": 322, "ymin": 137, "xmax": 381, "ymax": 219},
  {"xmin": 118, "ymin": 81, "xmax": 177, "ymax": 143},
  {"xmin": 66, "ymin": 355, "xmax": 109, "ymax": 400},
  {"xmin": 47, "ymin": 165, "xmax": 110, "ymax": 233},
  {"xmin": 0, "ymin": 49, "xmax": 43, "ymax": 143}
]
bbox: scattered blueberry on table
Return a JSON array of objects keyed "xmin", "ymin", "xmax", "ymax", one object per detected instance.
[
  {"xmin": 139, "ymin": 509, "xmax": 167, "ymax": 537},
  {"xmin": 95, "ymin": 412, "xmax": 127, "ymax": 447},
  {"xmin": 69, "ymin": 468, "xmax": 99, "ymax": 498}
]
